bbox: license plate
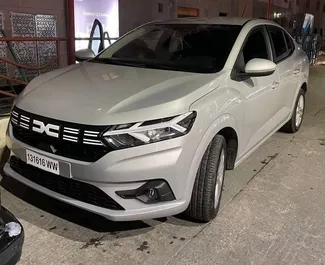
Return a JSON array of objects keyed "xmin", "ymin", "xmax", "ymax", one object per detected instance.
[{"xmin": 26, "ymin": 150, "xmax": 60, "ymax": 175}]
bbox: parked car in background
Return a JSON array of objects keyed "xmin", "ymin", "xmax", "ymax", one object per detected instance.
[
  {"xmin": 0, "ymin": 179, "xmax": 24, "ymax": 265},
  {"xmin": 4, "ymin": 17, "xmax": 309, "ymax": 222}
]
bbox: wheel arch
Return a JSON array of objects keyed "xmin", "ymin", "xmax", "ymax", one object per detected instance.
[
  {"xmin": 217, "ymin": 127, "xmax": 238, "ymax": 170},
  {"xmin": 301, "ymin": 82, "xmax": 307, "ymax": 93},
  {"xmin": 183, "ymin": 115, "xmax": 240, "ymax": 206}
]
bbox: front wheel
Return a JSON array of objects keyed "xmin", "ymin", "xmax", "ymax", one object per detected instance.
[
  {"xmin": 281, "ymin": 89, "xmax": 306, "ymax": 133},
  {"xmin": 185, "ymin": 135, "xmax": 226, "ymax": 222}
]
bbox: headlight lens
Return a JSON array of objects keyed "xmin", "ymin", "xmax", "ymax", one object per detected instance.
[{"xmin": 103, "ymin": 112, "xmax": 196, "ymax": 149}]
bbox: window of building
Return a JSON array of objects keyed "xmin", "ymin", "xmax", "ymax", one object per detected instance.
[
  {"xmin": 305, "ymin": 0, "xmax": 310, "ymax": 9},
  {"xmin": 158, "ymin": 3, "xmax": 164, "ymax": 13},
  {"xmin": 316, "ymin": 0, "xmax": 321, "ymax": 11},
  {"xmin": 219, "ymin": 12, "xmax": 227, "ymax": 16},
  {"xmin": 323, "ymin": 4, "xmax": 325, "ymax": 12}
]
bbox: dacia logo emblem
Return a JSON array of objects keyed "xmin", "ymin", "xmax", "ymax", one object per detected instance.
[{"xmin": 32, "ymin": 120, "xmax": 60, "ymax": 138}]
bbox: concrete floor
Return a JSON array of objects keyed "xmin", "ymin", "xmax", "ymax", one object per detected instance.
[{"xmin": 2, "ymin": 67, "xmax": 325, "ymax": 265}]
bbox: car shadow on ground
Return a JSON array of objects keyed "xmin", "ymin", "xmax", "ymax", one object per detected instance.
[
  {"xmin": 1, "ymin": 175, "xmax": 200, "ymax": 242},
  {"xmin": 1, "ymin": 175, "xmax": 155, "ymax": 239}
]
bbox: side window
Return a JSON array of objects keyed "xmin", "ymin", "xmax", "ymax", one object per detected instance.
[
  {"xmin": 242, "ymin": 28, "xmax": 270, "ymax": 64},
  {"xmin": 235, "ymin": 28, "xmax": 270, "ymax": 73},
  {"xmin": 267, "ymin": 26, "xmax": 288, "ymax": 62},
  {"xmin": 284, "ymin": 31, "xmax": 295, "ymax": 55}
]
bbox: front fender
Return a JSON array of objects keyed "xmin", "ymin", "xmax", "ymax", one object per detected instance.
[
  {"xmin": 182, "ymin": 113, "xmax": 239, "ymax": 204},
  {"xmin": 182, "ymin": 85, "xmax": 242, "ymax": 203}
]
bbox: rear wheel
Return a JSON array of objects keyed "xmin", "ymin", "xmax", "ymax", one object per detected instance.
[
  {"xmin": 281, "ymin": 89, "xmax": 305, "ymax": 133},
  {"xmin": 185, "ymin": 135, "xmax": 226, "ymax": 222}
]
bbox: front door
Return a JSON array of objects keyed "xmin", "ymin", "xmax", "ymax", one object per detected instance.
[{"xmin": 228, "ymin": 26, "xmax": 282, "ymax": 157}]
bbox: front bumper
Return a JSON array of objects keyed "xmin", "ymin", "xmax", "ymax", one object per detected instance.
[
  {"xmin": 0, "ymin": 207, "xmax": 24, "ymax": 265},
  {"xmin": 4, "ymin": 123, "xmax": 202, "ymax": 221}
]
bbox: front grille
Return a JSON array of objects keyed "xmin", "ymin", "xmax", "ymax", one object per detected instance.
[
  {"xmin": 11, "ymin": 107, "xmax": 113, "ymax": 162},
  {"xmin": 10, "ymin": 156, "xmax": 124, "ymax": 210}
]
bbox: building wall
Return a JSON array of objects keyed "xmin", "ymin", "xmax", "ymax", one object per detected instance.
[
  {"xmin": 258, "ymin": 0, "xmax": 289, "ymax": 9},
  {"xmin": 119, "ymin": 0, "xmax": 171, "ymax": 35},
  {"xmin": 321, "ymin": 0, "xmax": 325, "ymax": 34},
  {"xmin": 307, "ymin": 0, "xmax": 325, "ymax": 34},
  {"xmin": 290, "ymin": 0, "xmax": 325, "ymax": 35},
  {"xmin": 118, "ymin": 0, "xmax": 242, "ymax": 36},
  {"xmin": 0, "ymin": 0, "xmax": 68, "ymax": 65},
  {"xmin": 177, "ymin": 0, "xmax": 233, "ymax": 17},
  {"xmin": 1, "ymin": 0, "xmax": 323, "ymax": 71},
  {"xmin": 253, "ymin": 0, "xmax": 291, "ymax": 19},
  {"xmin": 238, "ymin": 0, "xmax": 254, "ymax": 17},
  {"xmin": 291, "ymin": 0, "xmax": 304, "ymax": 15}
]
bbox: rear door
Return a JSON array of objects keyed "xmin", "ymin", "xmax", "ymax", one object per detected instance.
[{"xmin": 267, "ymin": 26, "xmax": 298, "ymax": 121}]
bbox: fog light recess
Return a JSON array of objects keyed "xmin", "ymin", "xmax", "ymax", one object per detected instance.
[{"xmin": 116, "ymin": 180, "xmax": 176, "ymax": 204}]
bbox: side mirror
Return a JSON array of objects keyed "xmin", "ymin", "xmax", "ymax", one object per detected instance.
[
  {"xmin": 75, "ymin": 49, "xmax": 95, "ymax": 62},
  {"xmin": 244, "ymin": 58, "xmax": 276, "ymax": 77}
]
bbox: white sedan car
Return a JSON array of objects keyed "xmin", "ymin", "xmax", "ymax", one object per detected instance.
[{"xmin": 5, "ymin": 18, "xmax": 309, "ymax": 222}]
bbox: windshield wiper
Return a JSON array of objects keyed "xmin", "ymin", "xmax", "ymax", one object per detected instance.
[
  {"xmin": 90, "ymin": 57, "xmax": 150, "ymax": 68},
  {"xmin": 90, "ymin": 58, "xmax": 210, "ymax": 73}
]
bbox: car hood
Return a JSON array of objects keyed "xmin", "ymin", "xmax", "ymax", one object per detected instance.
[{"xmin": 16, "ymin": 62, "xmax": 222, "ymax": 125}]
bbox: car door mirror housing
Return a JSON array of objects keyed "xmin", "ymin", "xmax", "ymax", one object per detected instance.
[
  {"xmin": 244, "ymin": 58, "xmax": 276, "ymax": 77},
  {"xmin": 75, "ymin": 49, "xmax": 95, "ymax": 62}
]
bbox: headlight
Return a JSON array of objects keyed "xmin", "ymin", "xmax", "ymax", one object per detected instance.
[{"xmin": 103, "ymin": 112, "xmax": 196, "ymax": 149}]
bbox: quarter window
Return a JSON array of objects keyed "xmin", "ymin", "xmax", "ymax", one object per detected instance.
[{"xmin": 284, "ymin": 32, "xmax": 295, "ymax": 55}]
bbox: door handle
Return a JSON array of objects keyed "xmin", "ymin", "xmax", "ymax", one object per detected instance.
[
  {"xmin": 271, "ymin": 81, "xmax": 280, "ymax": 89},
  {"xmin": 293, "ymin": 70, "xmax": 300, "ymax": 75}
]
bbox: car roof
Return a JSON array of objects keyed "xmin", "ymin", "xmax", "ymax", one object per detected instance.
[{"xmin": 155, "ymin": 17, "xmax": 278, "ymax": 27}]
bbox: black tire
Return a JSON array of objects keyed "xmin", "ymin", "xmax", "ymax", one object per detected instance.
[
  {"xmin": 281, "ymin": 89, "xmax": 306, "ymax": 133},
  {"xmin": 185, "ymin": 135, "xmax": 226, "ymax": 222}
]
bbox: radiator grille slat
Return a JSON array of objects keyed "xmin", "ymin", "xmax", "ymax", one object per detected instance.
[{"xmin": 11, "ymin": 107, "xmax": 113, "ymax": 162}]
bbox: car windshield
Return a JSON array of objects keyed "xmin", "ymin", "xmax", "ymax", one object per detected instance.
[{"xmin": 93, "ymin": 23, "xmax": 241, "ymax": 73}]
